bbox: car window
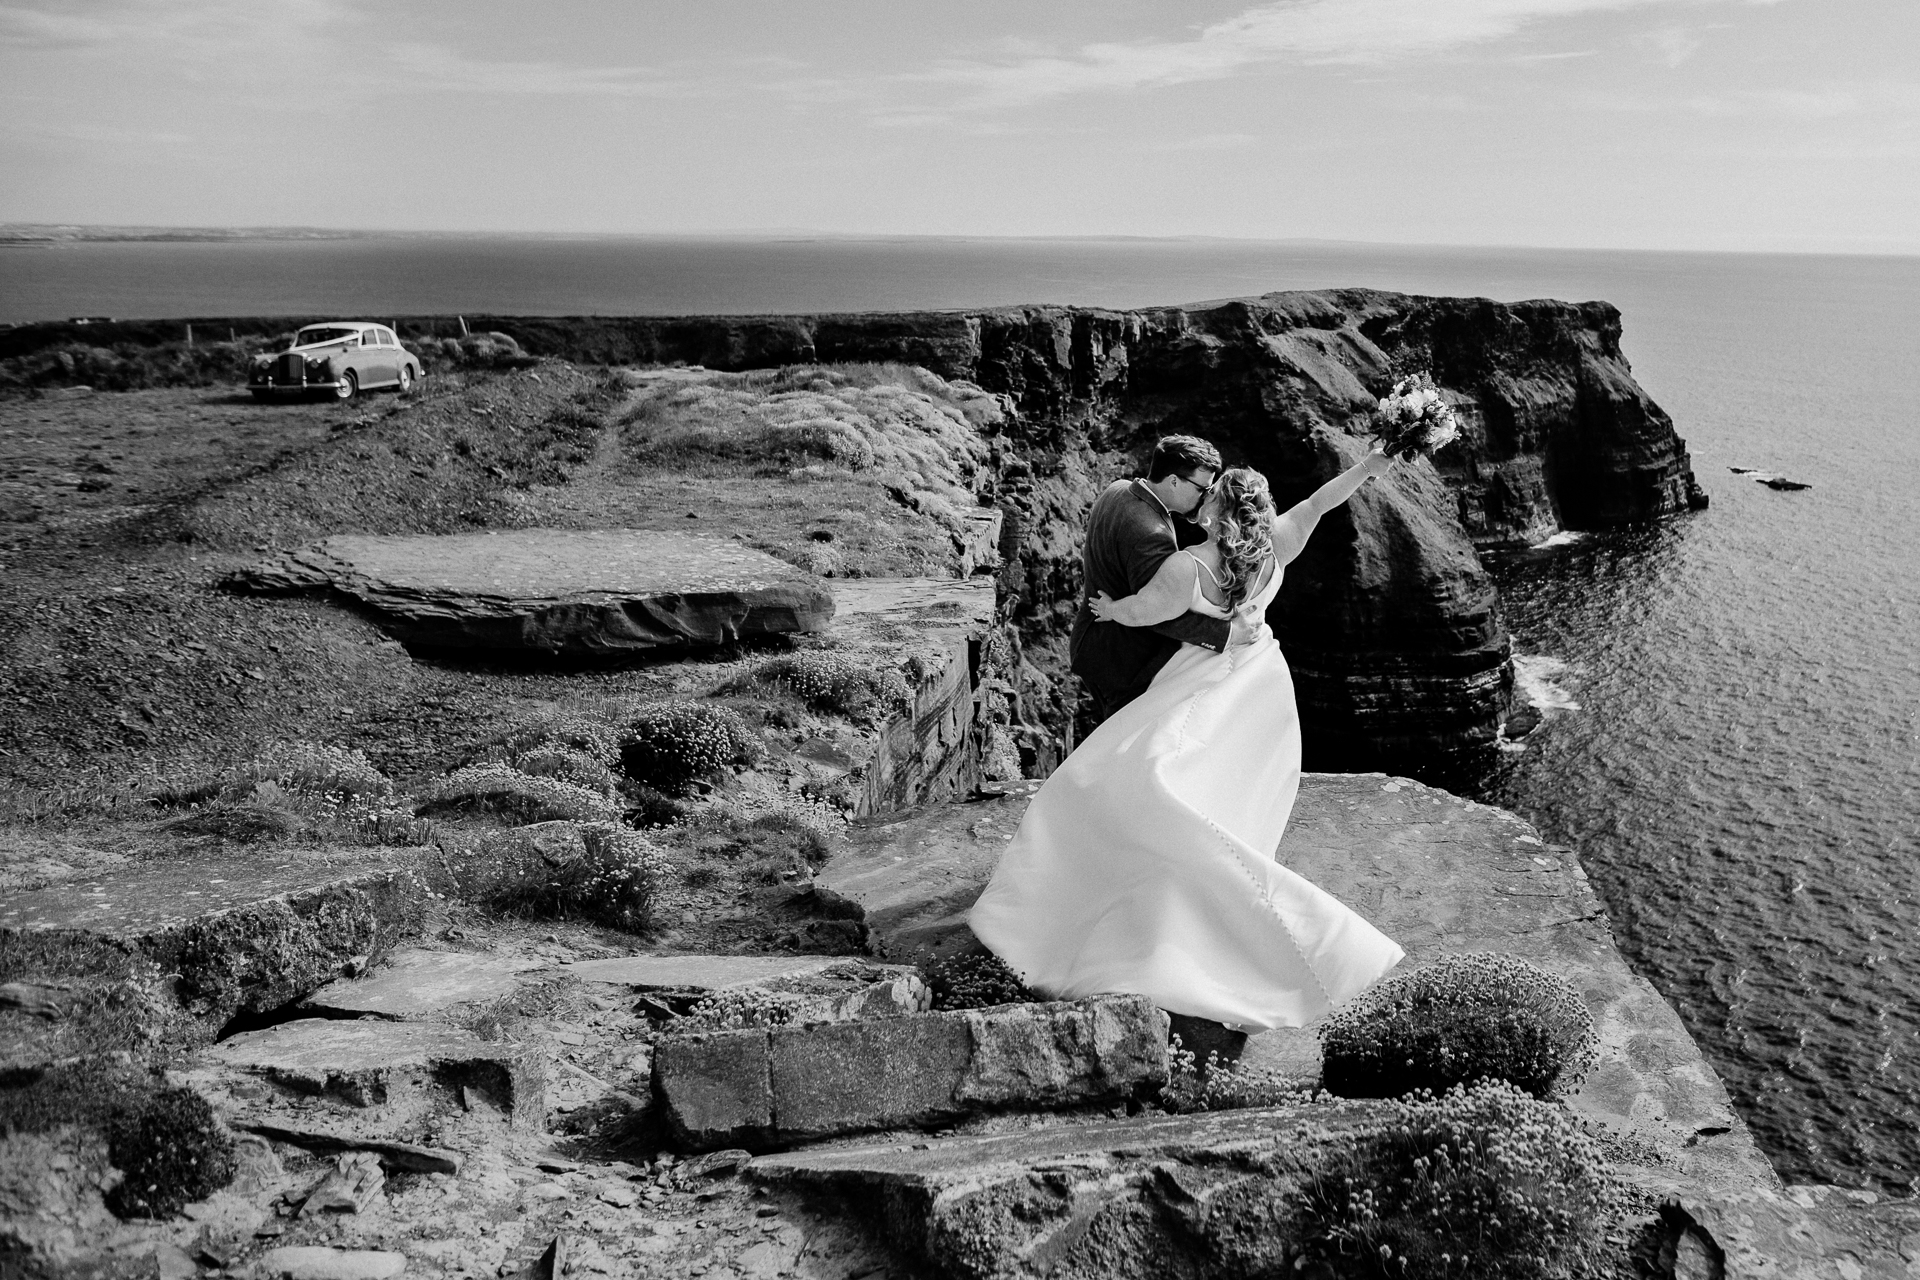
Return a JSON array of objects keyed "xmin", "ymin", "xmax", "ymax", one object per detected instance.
[
  {"xmin": 295, "ymin": 327, "xmax": 357, "ymax": 346},
  {"xmin": 378, "ymin": 328, "xmax": 398, "ymax": 347}
]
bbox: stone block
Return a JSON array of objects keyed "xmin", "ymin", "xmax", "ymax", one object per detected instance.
[
  {"xmin": 232, "ymin": 528, "xmax": 833, "ymax": 655},
  {"xmin": 654, "ymin": 1029, "xmax": 774, "ymax": 1150},
  {"xmin": 200, "ymin": 1018, "xmax": 543, "ymax": 1132},
  {"xmin": 255, "ymin": 1246, "xmax": 407, "ymax": 1280},
  {"xmin": 957, "ymin": 996, "xmax": 1169, "ymax": 1108},
  {"xmin": 302, "ymin": 948, "xmax": 546, "ymax": 1020},
  {"xmin": 655, "ymin": 996, "xmax": 1167, "ymax": 1151},
  {"xmin": 766, "ymin": 1015, "xmax": 975, "ymax": 1141}
]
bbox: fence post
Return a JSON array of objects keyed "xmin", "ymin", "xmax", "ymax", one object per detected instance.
[
  {"xmin": 185, "ymin": 323, "xmax": 193, "ymax": 348},
  {"xmin": 458, "ymin": 315, "xmax": 470, "ymax": 337}
]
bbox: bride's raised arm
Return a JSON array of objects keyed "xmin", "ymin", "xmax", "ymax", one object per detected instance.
[
  {"xmin": 1270, "ymin": 445, "xmax": 1394, "ymax": 566},
  {"xmin": 1089, "ymin": 549, "xmax": 1201, "ymax": 627}
]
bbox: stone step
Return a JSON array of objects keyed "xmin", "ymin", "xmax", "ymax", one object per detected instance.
[
  {"xmin": 654, "ymin": 995, "xmax": 1168, "ymax": 1152},
  {"xmin": 0, "ymin": 851, "xmax": 426, "ymax": 1064},
  {"xmin": 302, "ymin": 948, "xmax": 549, "ymax": 1020},
  {"xmin": 230, "ymin": 528, "xmax": 836, "ymax": 655},
  {"xmin": 819, "ymin": 781, "xmax": 1040, "ymax": 964},
  {"xmin": 748, "ymin": 1101, "xmax": 1388, "ymax": 1280},
  {"xmin": 811, "ymin": 771, "xmax": 1777, "ymax": 1199},
  {"xmin": 191, "ymin": 1018, "xmax": 544, "ymax": 1135}
]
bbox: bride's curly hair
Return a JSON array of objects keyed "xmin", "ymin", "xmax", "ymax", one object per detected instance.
[{"xmin": 1209, "ymin": 467, "xmax": 1277, "ymax": 610}]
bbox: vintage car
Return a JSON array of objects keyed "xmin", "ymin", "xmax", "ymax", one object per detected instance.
[{"xmin": 248, "ymin": 322, "xmax": 423, "ymax": 400}]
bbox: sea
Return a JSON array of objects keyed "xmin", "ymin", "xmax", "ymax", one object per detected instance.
[{"xmin": 5, "ymin": 235, "xmax": 1918, "ymax": 1191}]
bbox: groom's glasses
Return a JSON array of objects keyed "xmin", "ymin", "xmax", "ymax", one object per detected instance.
[{"xmin": 1177, "ymin": 472, "xmax": 1218, "ymax": 500}]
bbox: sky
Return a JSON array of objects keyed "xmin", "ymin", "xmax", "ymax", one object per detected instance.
[{"xmin": 2, "ymin": 0, "xmax": 1916, "ymax": 253}]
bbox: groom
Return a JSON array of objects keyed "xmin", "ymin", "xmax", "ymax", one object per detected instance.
[{"xmin": 1070, "ymin": 435, "xmax": 1243, "ymax": 721}]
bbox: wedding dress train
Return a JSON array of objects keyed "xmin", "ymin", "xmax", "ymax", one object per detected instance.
[{"xmin": 967, "ymin": 555, "xmax": 1404, "ymax": 1030}]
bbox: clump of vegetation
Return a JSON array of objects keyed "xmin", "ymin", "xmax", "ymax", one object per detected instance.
[
  {"xmin": 682, "ymin": 808, "xmax": 837, "ymax": 886},
  {"xmin": 0, "ymin": 1064, "xmax": 236, "ymax": 1220},
  {"xmin": 151, "ymin": 739, "xmax": 393, "ymax": 807},
  {"xmin": 618, "ymin": 700, "xmax": 753, "ymax": 795},
  {"xmin": 1319, "ymin": 953, "xmax": 1597, "ymax": 1101},
  {"xmin": 677, "ymin": 987, "xmax": 809, "ymax": 1033},
  {"xmin": 923, "ymin": 948, "xmax": 1034, "ymax": 1011},
  {"xmin": 104, "ymin": 1086, "xmax": 237, "ymax": 1219},
  {"xmin": 748, "ymin": 650, "xmax": 913, "ymax": 724},
  {"xmin": 148, "ymin": 741, "xmax": 404, "ymax": 844},
  {"xmin": 1159, "ymin": 1035, "xmax": 1308, "ymax": 1115},
  {"xmin": 438, "ymin": 821, "xmax": 666, "ymax": 932},
  {"xmin": 416, "ymin": 762, "xmax": 623, "ymax": 824},
  {"xmin": 1294, "ymin": 1081, "xmax": 1626, "ymax": 1279},
  {"xmin": 162, "ymin": 800, "xmax": 305, "ymax": 843},
  {"xmin": 227, "ymin": 739, "xmax": 392, "ymax": 800}
]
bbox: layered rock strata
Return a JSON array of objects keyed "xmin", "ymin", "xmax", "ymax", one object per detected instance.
[
  {"xmin": 391, "ymin": 292, "xmax": 1694, "ymax": 768},
  {"xmin": 231, "ymin": 529, "xmax": 834, "ymax": 656}
]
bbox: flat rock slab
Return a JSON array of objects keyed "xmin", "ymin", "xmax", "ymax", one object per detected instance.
[
  {"xmin": 820, "ymin": 782, "xmax": 1042, "ymax": 964},
  {"xmin": 751, "ymin": 1102, "xmax": 1389, "ymax": 1280},
  {"xmin": 655, "ymin": 995, "xmax": 1168, "ymax": 1151},
  {"xmin": 201, "ymin": 1018, "xmax": 543, "ymax": 1131},
  {"xmin": 1663, "ymin": 1184, "xmax": 1920, "ymax": 1279},
  {"xmin": 234, "ymin": 528, "xmax": 834, "ymax": 655},
  {"xmin": 0, "ymin": 851, "xmax": 424, "ymax": 1045},
  {"xmin": 255, "ymin": 1246, "xmax": 408, "ymax": 1280},
  {"xmin": 303, "ymin": 948, "xmax": 546, "ymax": 1019},
  {"xmin": 829, "ymin": 577, "xmax": 996, "ymax": 631},
  {"xmin": 825, "ymin": 772, "xmax": 1774, "ymax": 1198},
  {"xmin": 564, "ymin": 954, "xmax": 847, "ymax": 992}
]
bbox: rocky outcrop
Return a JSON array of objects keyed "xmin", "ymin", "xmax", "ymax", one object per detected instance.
[
  {"xmin": 371, "ymin": 291, "xmax": 1691, "ymax": 769},
  {"xmin": 0, "ymin": 850, "xmax": 426, "ymax": 1055},
  {"xmin": 231, "ymin": 529, "xmax": 834, "ymax": 656},
  {"xmin": 14, "ymin": 293, "xmax": 1698, "ymax": 770}
]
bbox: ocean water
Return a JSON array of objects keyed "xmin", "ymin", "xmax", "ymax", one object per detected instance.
[{"xmin": 7, "ymin": 235, "xmax": 1919, "ymax": 1189}]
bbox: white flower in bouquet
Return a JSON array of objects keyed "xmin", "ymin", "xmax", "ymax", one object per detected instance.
[{"xmin": 1372, "ymin": 372, "xmax": 1461, "ymax": 458}]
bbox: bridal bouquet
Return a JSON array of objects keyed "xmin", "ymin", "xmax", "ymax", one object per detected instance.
[{"xmin": 1371, "ymin": 372, "xmax": 1461, "ymax": 458}]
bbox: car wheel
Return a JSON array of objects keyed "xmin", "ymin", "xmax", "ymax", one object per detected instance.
[
  {"xmin": 397, "ymin": 364, "xmax": 415, "ymax": 395},
  {"xmin": 334, "ymin": 370, "xmax": 358, "ymax": 400}
]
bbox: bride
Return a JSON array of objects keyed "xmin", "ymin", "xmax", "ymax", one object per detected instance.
[{"xmin": 967, "ymin": 447, "xmax": 1405, "ymax": 1030}]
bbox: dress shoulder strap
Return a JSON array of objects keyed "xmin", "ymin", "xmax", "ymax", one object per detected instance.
[{"xmin": 1183, "ymin": 549, "xmax": 1225, "ymax": 587}]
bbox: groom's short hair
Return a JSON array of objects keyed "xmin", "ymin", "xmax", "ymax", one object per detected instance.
[{"xmin": 1145, "ymin": 435, "xmax": 1222, "ymax": 482}]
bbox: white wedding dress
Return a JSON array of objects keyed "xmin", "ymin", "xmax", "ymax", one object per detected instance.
[{"xmin": 968, "ymin": 552, "xmax": 1404, "ymax": 1030}]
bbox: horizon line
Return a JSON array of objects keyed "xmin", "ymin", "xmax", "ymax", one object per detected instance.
[{"xmin": 3, "ymin": 223, "xmax": 1917, "ymax": 261}]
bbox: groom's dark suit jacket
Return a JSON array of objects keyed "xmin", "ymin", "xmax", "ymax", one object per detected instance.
[{"xmin": 1069, "ymin": 479, "xmax": 1231, "ymax": 712}]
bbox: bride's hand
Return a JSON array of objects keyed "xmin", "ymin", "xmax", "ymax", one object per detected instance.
[{"xmin": 1089, "ymin": 591, "xmax": 1117, "ymax": 621}]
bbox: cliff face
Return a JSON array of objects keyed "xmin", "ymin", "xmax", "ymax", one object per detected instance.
[
  {"xmin": 2, "ymin": 291, "xmax": 1699, "ymax": 772},
  {"xmin": 458, "ymin": 290, "xmax": 1691, "ymax": 770}
]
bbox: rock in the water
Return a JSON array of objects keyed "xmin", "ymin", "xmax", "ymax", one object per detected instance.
[
  {"xmin": 231, "ymin": 528, "xmax": 833, "ymax": 655},
  {"xmin": 302, "ymin": 948, "xmax": 546, "ymax": 1020},
  {"xmin": 655, "ymin": 995, "xmax": 1168, "ymax": 1150},
  {"xmin": 255, "ymin": 1246, "xmax": 408, "ymax": 1280},
  {"xmin": 197, "ymin": 1019, "xmax": 543, "ymax": 1132}
]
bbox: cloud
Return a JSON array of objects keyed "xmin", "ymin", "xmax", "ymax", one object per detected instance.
[
  {"xmin": 1151, "ymin": 132, "xmax": 1261, "ymax": 152},
  {"xmin": 912, "ymin": 0, "xmax": 1789, "ymax": 108},
  {"xmin": 378, "ymin": 42, "xmax": 693, "ymax": 99},
  {"xmin": 1647, "ymin": 24, "xmax": 1703, "ymax": 65}
]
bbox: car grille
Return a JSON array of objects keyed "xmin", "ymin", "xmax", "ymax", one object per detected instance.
[{"xmin": 274, "ymin": 353, "xmax": 305, "ymax": 386}]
